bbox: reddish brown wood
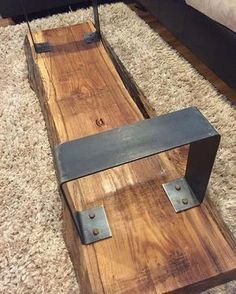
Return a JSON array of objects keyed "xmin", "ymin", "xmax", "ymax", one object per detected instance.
[{"xmin": 24, "ymin": 22, "xmax": 236, "ymax": 293}]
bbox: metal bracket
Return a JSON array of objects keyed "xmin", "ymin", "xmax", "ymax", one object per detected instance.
[
  {"xmin": 59, "ymin": 186, "xmax": 112, "ymax": 245},
  {"xmin": 84, "ymin": 0, "xmax": 101, "ymax": 44},
  {"xmin": 84, "ymin": 32, "xmax": 101, "ymax": 44},
  {"xmin": 76, "ymin": 206, "xmax": 112, "ymax": 244},
  {"xmin": 54, "ymin": 107, "xmax": 220, "ymax": 243},
  {"xmin": 34, "ymin": 42, "xmax": 51, "ymax": 54},
  {"xmin": 22, "ymin": 0, "xmax": 101, "ymax": 51}
]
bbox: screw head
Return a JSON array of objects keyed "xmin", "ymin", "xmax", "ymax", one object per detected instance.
[
  {"xmin": 93, "ymin": 228, "xmax": 100, "ymax": 236},
  {"xmin": 89, "ymin": 213, "xmax": 96, "ymax": 219},
  {"xmin": 96, "ymin": 118, "xmax": 105, "ymax": 127},
  {"xmin": 182, "ymin": 198, "xmax": 188, "ymax": 205},
  {"xmin": 175, "ymin": 185, "xmax": 181, "ymax": 191}
]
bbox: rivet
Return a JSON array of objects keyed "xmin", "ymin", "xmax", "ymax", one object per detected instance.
[
  {"xmin": 96, "ymin": 118, "xmax": 105, "ymax": 127},
  {"xmin": 89, "ymin": 213, "xmax": 95, "ymax": 219},
  {"xmin": 93, "ymin": 228, "xmax": 100, "ymax": 236},
  {"xmin": 175, "ymin": 185, "xmax": 181, "ymax": 191},
  {"xmin": 182, "ymin": 198, "xmax": 188, "ymax": 205}
]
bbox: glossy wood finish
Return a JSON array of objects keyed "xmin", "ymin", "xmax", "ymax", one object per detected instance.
[{"xmin": 24, "ymin": 22, "xmax": 236, "ymax": 293}]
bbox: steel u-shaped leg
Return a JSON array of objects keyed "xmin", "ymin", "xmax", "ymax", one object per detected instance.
[{"xmin": 54, "ymin": 107, "xmax": 220, "ymax": 244}]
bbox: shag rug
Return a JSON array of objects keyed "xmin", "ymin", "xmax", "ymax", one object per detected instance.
[{"xmin": 0, "ymin": 2, "xmax": 235, "ymax": 293}]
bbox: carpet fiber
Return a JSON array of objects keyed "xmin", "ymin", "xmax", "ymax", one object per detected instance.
[{"xmin": 0, "ymin": 3, "xmax": 235, "ymax": 293}]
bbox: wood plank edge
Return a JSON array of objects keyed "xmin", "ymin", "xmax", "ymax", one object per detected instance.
[
  {"xmin": 24, "ymin": 34, "xmax": 104, "ymax": 293},
  {"xmin": 169, "ymin": 267, "xmax": 236, "ymax": 294},
  {"xmin": 101, "ymin": 33, "xmax": 155, "ymax": 119}
]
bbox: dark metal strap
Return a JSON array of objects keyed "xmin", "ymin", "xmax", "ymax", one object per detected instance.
[
  {"xmin": 55, "ymin": 107, "xmax": 220, "ymax": 244},
  {"xmin": 92, "ymin": 0, "xmax": 101, "ymax": 35},
  {"xmin": 20, "ymin": 0, "xmax": 51, "ymax": 53},
  {"xmin": 84, "ymin": 0, "xmax": 101, "ymax": 43},
  {"xmin": 55, "ymin": 105, "xmax": 220, "ymax": 207},
  {"xmin": 55, "ymin": 107, "xmax": 219, "ymax": 188}
]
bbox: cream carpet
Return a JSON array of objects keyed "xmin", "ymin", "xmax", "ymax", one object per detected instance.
[{"xmin": 0, "ymin": 3, "xmax": 235, "ymax": 293}]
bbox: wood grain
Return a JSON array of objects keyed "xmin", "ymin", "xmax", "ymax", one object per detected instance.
[{"xmin": 24, "ymin": 22, "xmax": 236, "ymax": 293}]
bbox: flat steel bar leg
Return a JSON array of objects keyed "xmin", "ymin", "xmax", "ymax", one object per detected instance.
[
  {"xmin": 84, "ymin": 0, "xmax": 101, "ymax": 43},
  {"xmin": 92, "ymin": 0, "xmax": 101, "ymax": 36},
  {"xmin": 186, "ymin": 137, "xmax": 221, "ymax": 203},
  {"xmin": 20, "ymin": 0, "xmax": 36, "ymax": 49},
  {"xmin": 20, "ymin": 0, "xmax": 51, "ymax": 53},
  {"xmin": 54, "ymin": 107, "xmax": 221, "ymax": 243},
  {"xmin": 162, "ymin": 136, "xmax": 220, "ymax": 212}
]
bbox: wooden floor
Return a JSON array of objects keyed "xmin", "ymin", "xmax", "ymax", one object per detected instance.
[{"xmin": 0, "ymin": 17, "xmax": 14, "ymax": 27}]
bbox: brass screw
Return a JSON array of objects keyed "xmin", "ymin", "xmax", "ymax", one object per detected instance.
[
  {"xmin": 175, "ymin": 185, "xmax": 181, "ymax": 191},
  {"xmin": 89, "ymin": 213, "xmax": 95, "ymax": 219},
  {"xmin": 182, "ymin": 198, "xmax": 188, "ymax": 205},
  {"xmin": 93, "ymin": 228, "xmax": 100, "ymax": 236}
]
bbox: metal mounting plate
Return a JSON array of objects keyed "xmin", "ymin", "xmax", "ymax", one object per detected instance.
[
  {"xmin": 76, "ymin": 206, "xmax": 112, "ymax": 245},
  {"xmin": 163, "ymin": 178, "xmax": 199, "ymax": 212},
  {"xmin": 84, "ymin": 32, "xmax": 100, "ymax": 44},
  {"xmin": 35, "ymin": 42, "xmax": 51, "ymax": 54}
]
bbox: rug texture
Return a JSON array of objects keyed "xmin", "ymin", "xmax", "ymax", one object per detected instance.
[{"xmin": 0, "ymin": 2, "xmax": 235, "ymax": 293}]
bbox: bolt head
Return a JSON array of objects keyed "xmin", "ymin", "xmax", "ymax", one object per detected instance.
[
  {"xmin": 175, "ymin": 185, "xmax": 181, "ymax": 191},
  {"xmin": 89, "ymin": 213, "xmax": 96, "ymax": 219},
  {"xmin": 93, "ymin": 228, "xmax": 100, "ymax": 236},
  {"xmin": 182, "ymin": 198, "xmax": 188, "ymax": 205}
]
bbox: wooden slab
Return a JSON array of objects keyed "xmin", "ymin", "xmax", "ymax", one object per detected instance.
[{"xmin": 24, "ymin": 22, "xmax": 236, "ymax": 293}]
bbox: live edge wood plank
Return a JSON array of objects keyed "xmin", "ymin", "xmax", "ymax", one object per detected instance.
[{"xmin": 24, "ymin": 22, "xmax": 236, "ymax": 293}]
